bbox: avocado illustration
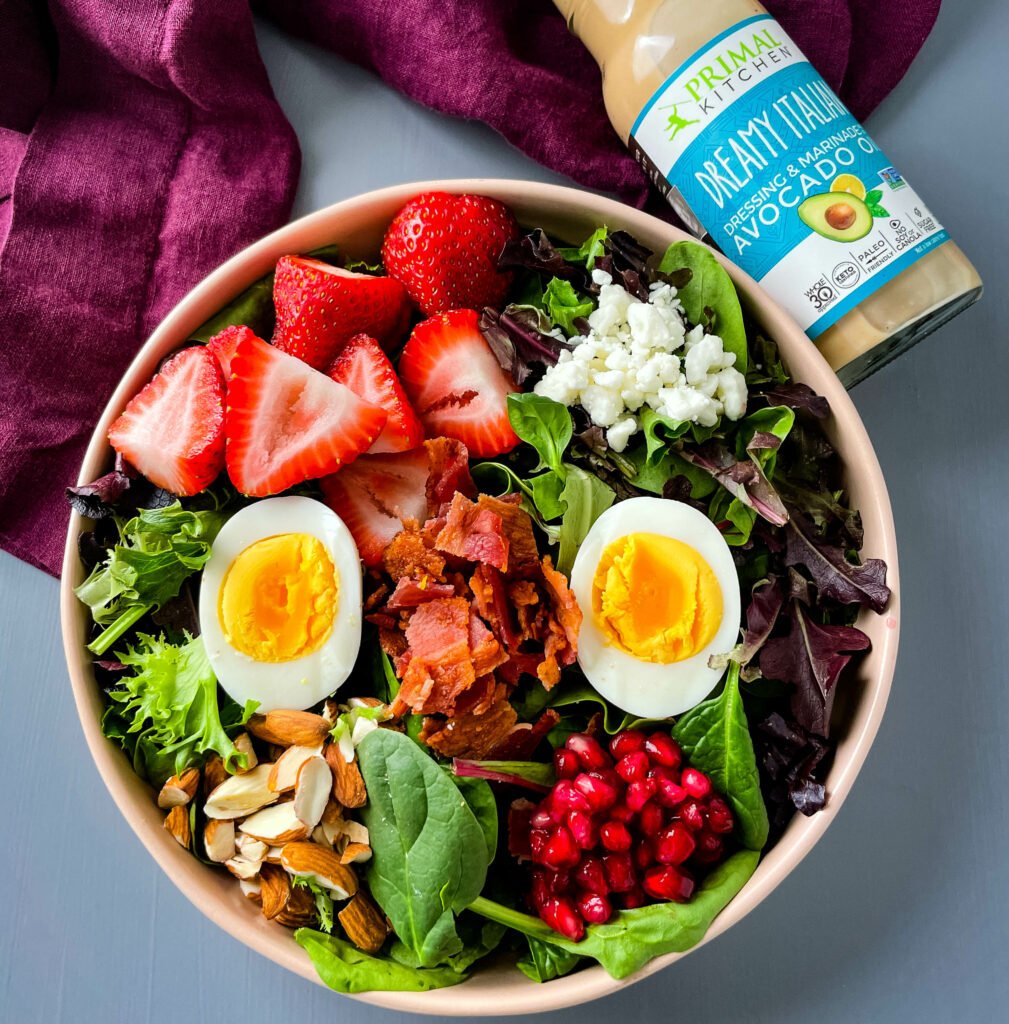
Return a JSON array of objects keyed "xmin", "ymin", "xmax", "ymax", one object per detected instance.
[{"xmin": 798, "ymin": 191, "xmax": 873, "ymax": 242}]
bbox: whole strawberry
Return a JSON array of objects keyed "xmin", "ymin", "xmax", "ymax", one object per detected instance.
[{"xmin": 382, "ymin": 192, "xmax": 520, "ymax": 315}]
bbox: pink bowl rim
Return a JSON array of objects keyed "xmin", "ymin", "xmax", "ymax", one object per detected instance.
[{"xmin": 59, "ymin": 178, "xmax": 900, "ymax": 1015}]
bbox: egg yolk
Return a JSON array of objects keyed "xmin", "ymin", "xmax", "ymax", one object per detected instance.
[
  {"xmin": 218, "ymin": 533, "xmax": 337, "ymax": 663},
  {"xmin": 592, "ymin": 532, "xmax": 723, "ymax": 664}
]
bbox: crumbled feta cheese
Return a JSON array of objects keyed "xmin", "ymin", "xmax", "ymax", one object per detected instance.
[{"xmin": 534, "ymin": 273, "xmax": 748, "ymax": 449}]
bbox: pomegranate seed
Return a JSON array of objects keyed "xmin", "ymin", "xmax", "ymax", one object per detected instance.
[
  {"xmin": 568, "ymin": 810, "xmax": 598, "ymax": 850},
  {"xmin": 638, "ymin": 801, "xmax": 665, "ymax": 837},
  {"xmin": 681, "ymin": 767, "xmax": 712, "ymax": 798},
  {"xmin": 609, "ymin": 730, "xmax": 647, "ymax": 758},
  {"xmin": 644, "ymin": 733, "xmax": 682, "ymax": 769},
  {"xmin": 553, "ymin": 747, "xmax": 580, "ymax": 780},
  {"xmin": 655, "ymin": 822, "xmax": 696, "ymax": 865},
  {"xmin": 531, "ymin": 808, "xmax": 557, "ymax": 828},
  {"xmin": 600, "ymin": 820, "xmax": 632, "ymax": 852},
  {"xmin": 546, "ymin": 869, "xmax": 573, "ymax": 895},
  {"xmin": 643, "ymin": 865, "xmax": 695, "ymax": 902},
  {"xmin": 530, "ymin": 827, "xmax": 550, "ymax": 861},
  {"xmin": 633, "ymin": 838, "xmax": 654, "ymax": 870},
  {"xmin": 575, "ymin": 855, "xmax": 609, "ymax": 894},
  {"xmin": 573, "ymin": 772, "xmax": 620, "ymax": 813},
  {"xmin": 625, "ymin": 777, "xmax": 657, "ymax": 812},
  {"xmin": 655, "ymin": 775, "xmax": 688, "ymax": 808},
  {"xmin": 542, "ymin": 825, "xmax": 580, "ymax": 869},
  {"xmin": 530, "ymin": 870, "xmax": 551, "ymax": 909},
  {"xmin": 603, "ymin": 852, "xmax": 636, "ymax": 892},
  {"xmin": 706, "ymin": 795, "xmax": 735, "ymax": 834},
  {"xmin": 609, "ymin": 802, "xmax": 635, "ymax": 823},
  {"xmin": 621, "ymin": 885, "xmax": 646, "ymax": 909},
  {"xmin": 615, "ymin": 751, "xmax": 650, "ymax": 783},
  {"xmin": 578, "ymin": 892, "xmax": 613, "ymax": 925},
  {"xmin": 565, "ymin": 733, "xmax": 612, "ymax": 772},
  {"xmin": 552, "ymin": 779, "xmax": 590, "ymax": 815},
  {"xmin": 693, "ymin": 829, "xmax": 725, "ymax": 864},
  {"xmin": 678, "ymin": 798, "xmax": 706, "ymax": 831},
  {"xmin": 541, "ymin": 897, "xmax": 585, "ymax": 941}
]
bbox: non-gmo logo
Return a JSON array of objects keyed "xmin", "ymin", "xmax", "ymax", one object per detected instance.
[{"xmin": 831, "ymin": 261, "xmax": 860, "ymax": 290}]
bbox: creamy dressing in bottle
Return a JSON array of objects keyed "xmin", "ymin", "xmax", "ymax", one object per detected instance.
[{"xmin": 555, "ymin": 0, "xmax": 982, "ymax": 385}]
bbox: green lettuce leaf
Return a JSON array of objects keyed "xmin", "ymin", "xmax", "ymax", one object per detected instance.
[
  {"xmin": 543, "ymin": 277, "xmax": 594, "ymax": 336},
  {"xmin": 557, "ymin": 465, "xmax": 615, "ymax": 575},
  {"xmin": 517, "ymin": 937, "xmax": 583, "ymax": 983}
]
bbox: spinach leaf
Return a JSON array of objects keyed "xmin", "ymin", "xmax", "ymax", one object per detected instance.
[
  {"xmin": 658, "ymin": 241, "xmax": 747, "ymax": 371},
  {"xmin": 544, "ymin": 278, "xmax": 594, "ymax": 336},
  {"xmin": 391, "ymin": 915, "xmax": 506, "ymax": 975},
  {"xmin": 357, "ymin": 729, "xmax": 490, "ymax": 968},
  {"xmin": 191, "ymin": 243, "xmax": 341, "ymax": 342},
  {"xmin": 295, "ymin": 931, "xmax": 468, "ymax": 993},
  {"xmin": 470, "ymin": 849, "xmax": 759, "ymax": 979},
  {"xmin": 451, "ymin": 776, "xmax": 499, "ymax": 864},
  {"xmin": 557, "ymin": 465, "xmax": 615, "ymax": 576},
  {"xmin": 517, "ymin": 937, "xmax": 583, "ymax": 983},
  {"xmin": 507, "ymin": 394, "xmax": 573, "ymax": 477},
  {"xmin": 529, "ymin": 471, "xmax": 566, "ymax": 521},
  {"xmin": 672, "ymin": 663, "xmax": 769, "ymax": 850}
]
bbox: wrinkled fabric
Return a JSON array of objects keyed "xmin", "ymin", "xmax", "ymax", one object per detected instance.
[{"xmin": 0, "ymin": 0, "xmax": 939, "ymax": 576}]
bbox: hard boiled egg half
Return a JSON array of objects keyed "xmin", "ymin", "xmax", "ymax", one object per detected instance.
[
  {"xmin": 198, "ymin": 496, "xmax": 362, "ymax": 712},
  {"xmin": 570, "ymin": 496, "xmax": 741, "ymax": 719}
]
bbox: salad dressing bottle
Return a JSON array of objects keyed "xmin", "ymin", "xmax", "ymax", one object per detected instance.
[{"xmin": 554, "ymin": 0, "xmax": 982, "ymax": 385}]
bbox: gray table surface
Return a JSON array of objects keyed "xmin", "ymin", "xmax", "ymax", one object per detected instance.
[{"xmin": 3, "ymin": 3, "xmax": 1007, "ymax": 1021}]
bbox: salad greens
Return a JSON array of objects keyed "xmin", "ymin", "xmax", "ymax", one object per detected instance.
[
  {"xmin": 517, "ymin": 937, "xmax": 583, "ymax": 983},
  {"xmin": 101, "ymin": 632, "xmax": 255, "ymax": 787},
  {"xmin": 75, "ymin": 502, "xmax": 229, "ymax": 655}
]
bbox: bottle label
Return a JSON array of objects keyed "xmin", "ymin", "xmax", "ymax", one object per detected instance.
[{"xmin": 629, "ymin": 14, "xmax": 948, "ymax": 339}]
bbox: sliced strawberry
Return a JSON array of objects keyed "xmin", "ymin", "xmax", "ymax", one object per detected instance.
[
  {"xmin": 108, "ymin": 345, "xmax": 225, "ymax": 496},
  {"xmin": 328, "ymin": 333, "xmax": 424, "ymax": 454},
  {"xmin": 382, "ymin": 192, "xmax": 519, "ymax": 315},
  {"xmin": 398, "ymin": 309, "xmax": 519, "ymax": 457},
  {"xmin": 226, "ymin": 333, "xmax": 387, "ymax": 497},
  {"xmin": 206, "ymin": 324, "xmax": 254, "ymax": 380},
  {"xmin": 320, "ymin": 447, "xmax": 430, "ymax": 566},
  {"xmin": 272, "ymin": 256, "xmax": 410, "ymax": 370}
]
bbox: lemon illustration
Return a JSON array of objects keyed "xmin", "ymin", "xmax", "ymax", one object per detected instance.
[{"xmin": 829, "ymin": 174, "xmax": 867, "ymax": 200}]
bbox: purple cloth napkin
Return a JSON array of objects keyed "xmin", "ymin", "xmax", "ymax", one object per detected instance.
[{"xmin": 0, "ymin": 0, "xmax": 940, "ymax": 577}]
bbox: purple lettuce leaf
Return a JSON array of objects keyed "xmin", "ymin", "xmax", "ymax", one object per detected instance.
[
  {"xmin": 479, "ymin": 305, "xmax": 567, "ymax": 386},
  {"xmin": 452, "ymin": 758, "xmax": 553, "ymax": 794},
  {"xmin": 760, "ymin": 600, "xmax": 871, "ymax": 737},
  {"xmin": 756, "ymin": 712, "xmax": 831, "ymax": 826},
  {"xmin": 498, "ymin": 229, "xmax": 581, "ymax": 282},
  {"xmin": 785, "ymin": 513, "xmax": 890, "ymax": 612},
  {"xmin": 737, "ymin": 576, "xmax": 786, "ymax": 676},
  {"xmin": 678, "ymin": 441, "xmax": 789, "ymax": 526},
  {"xmin": 66, "ymin": 468, "xmax": 133, "ymax": 519},
  {"xmin": 759, "ymin": 382, "xmax": 830, "ymax": 419}
]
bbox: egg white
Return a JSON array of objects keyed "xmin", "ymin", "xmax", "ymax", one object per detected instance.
[
  {"xmin": 570, "ymin": 496, "xmax": 741, "ymax": 719},
  {"xmin": 198, "ymin": 495, "xmax": 362, "ymax": 713}
]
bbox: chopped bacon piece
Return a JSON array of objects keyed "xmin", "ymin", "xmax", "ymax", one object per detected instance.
[
  {"xmin": 385, "ymin": 576, "xmax": 457, "ymax": 610},
  {"xmin": 490, "ymin": 708, "xmax": 562, "ymax": 760},
  {"xmin": 379, "ymin": 626, "xmax": 407, "ymax": 660},
  {"xmin": 420, "ymin": 697, "xmax": 519, "ymax": 760},
  {"xmin": 478, "ymin": 494, "xmax": 540, "ymax": 571},
  {"xmin": 394, "ymin": 597, "xmax": 475, "ymax": 715},
  {"xmin": 453, "ymin": 674, "xmax": 507, "ymax": 717},
  {"xmin": 366, "ymin": 611, "xmax": 399, "ymax": 630},
  {"xmin": 541, "ymin": 555, "xmax": 582, "ymax": 654},
  {"xmin": 509, "ymin": 579, "xmax": 540, "ymax": 640},
  {"xmin": 497, "ymin": 652, "xmax": 547, "ymax": 686},
  {"xmin": 383, "ymin": 524, "xmax": 446, "ymax": 582},
  {"xmin": 469, "ymin": 614, "xmax": 508, "ymax": 677},
  {"xmin": 425, "ymin": 437, "xmax": 476, "ymax": 509},
  {"xmin": 538, "ymin": 619, "xmax": 567, "ymax": 689},
  {"xmin": 434, "ymin": 492, "xmax": 509, "ymax": 571},
  {"xmin": 363, "ymin": 582, "xmax": 390, "ymax": 613},
  {"xmin": 470, "ymin": 564, "xmax": 520, "ymax": 649}
]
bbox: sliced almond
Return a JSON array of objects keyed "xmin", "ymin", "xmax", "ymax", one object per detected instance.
[
  {"xmin": 234, "ymin": 834, "xmax": 268, "ymax": 865},
  {"xmin": 319, "ymin": 801, "xmax": 344, "ymax": 846},
  {"xmin": 203, "ymin": 819, "xmax": 235, "ymax": 863},
  {"xmin": 203, "ymin": 754, "xmax": 229, "ymax": 796},
  {"xmin": 323, "ymin": 741, "xmax": 367, "ymax": 809},
  {"xmin": 268, "ymin": 744, "xmax": 323, "ymax": 794},
  {"xmin": 321, "ymin": 698, "xmax": 340, "ymax": 724},
  {"xmin": 340, "ymin": 842, "xmax": 372, "ymax": 865},
  {"xmin": 264, "ymin": 845, "xmax": 285, "ymax": 864},
  {"xmin": 247, "ymin": 710, "xmax": 330, "ymax": 748},
  {"xmin": 239, "ymin": 877, "xmax": 261, "ymax": 903},
  {"xmin": 338, "ymin": 892, "xmax": 389, "ymax": 953},
  {"xmin": 281, "ymin": 841, "xmax": 358, "ymax": 900},
  {"xmin": 157, "ymin": 767, "xmax": 200, "ymax": 809},
  {"xmin": 164, "ymin": 805, "xmax": 191, "ymax": 848},
  {"xmin": 293, "ymin": 756, "xmax": 331, "ymax": 829},
  {"xmin": 275, "ymin": 882, "xmax": 317, "ymax": 928},
  {"xmin": 239, "ymin": 802, "xmax": 311, "ymax": 844},
  {"xmin": 225, "ymin": 856, "xmax": 260, "ymax": 880},
  {"xmin": 259, "ymin": 863, "xmax": 291, "ymax": 920},
  {"xmin": 233, "ymin": 732, "xmax": 258, "ymax": 773},
  {"xmin": 203, "ymin": 764, "xmax": 278, "ymax": 820}
]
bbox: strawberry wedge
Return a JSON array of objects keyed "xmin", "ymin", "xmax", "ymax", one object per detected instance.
[
  {"xmin": 108, "ymin": 345, "xmax": 225, "ymax": 496},
  {"xmin": 328, "ymin": 333, "xmax": 424, "ymax": 454},
  {"xmin": 226, "ymin": 333, "xmax": 387, "ymax": 497},
  {"xmin": 206, "ymin": 324, "xmax": 255, "ymax": 380},
  {"xmin": 398, "ymin": 308, "xmax": 519, "ymax": 457},
  {"xmin": 272, "ymin": 256, "xmax": 410, "ymax": 370},
  {"xmin": 320, "ymin": 447, "xmax": 431, "ymax": 566}
]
